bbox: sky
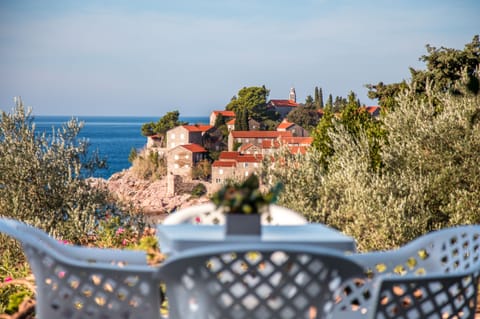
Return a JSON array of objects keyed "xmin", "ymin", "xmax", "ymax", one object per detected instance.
[{"xmin": 0, "ymin": 0, "xmax": 479, "ymax": 116}]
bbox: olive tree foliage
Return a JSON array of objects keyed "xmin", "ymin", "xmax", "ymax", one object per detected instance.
[
  {"xmin": 367, "ymin": 35, "xmax": 480, "ymax": 110},
  {"xmin": 262, "ymin": 86, "xmax": 480, "ymax": 252},
  {"xmin": 0, "ymin": 102, "xmax": 111, "ymax": 242}
]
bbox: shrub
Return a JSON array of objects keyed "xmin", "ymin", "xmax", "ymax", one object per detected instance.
[
  {"xmin": 0, "ymin": 102, "xmax": 109, "ymax": 243},
  {"xmin": 263, "ymin": 88, "xmax": 480, "ymax": 251},
  {"xmin": 131, "ymin": 150, "xmax": 167, "ymax": 180},
  {"xmin": 191, "ymin": 183, "xmax": 207, "ymax": 198}
]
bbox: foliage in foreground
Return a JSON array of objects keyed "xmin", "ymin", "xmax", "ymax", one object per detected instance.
[
  {"xmin": 0, "ymin": 102, "xmax": 108, "ymax": 242},
  {"xmin": 263, "ymin": 89, "xmax": 480, "ymax": 251},
  {"xmin": 0, "ymin": 102, "xmax": 149, "ymax": 313}
]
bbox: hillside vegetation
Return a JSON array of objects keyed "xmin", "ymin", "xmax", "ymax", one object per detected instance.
[{"xmin": 263, "ymin": 36, "xmax": 480, "ymax": 251}]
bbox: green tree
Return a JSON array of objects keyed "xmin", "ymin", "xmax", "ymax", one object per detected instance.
[
  {"xmin": 325, "ymin": 94, "xmax": 333, "ymax": 111},
  {"xmin": 140, "ymin": 110, "xmax": 187, "ymax": 146},
  {"xmin": 286, "ymin": 106, "xmax": 320, "ymax": 132},
  {"xmin": 310, "ymin": 108, "xmax": 335, "ymax": 170},
  {"xmin": 0, "ymin": 101, "xmax": 110, "ymax": 242},
  {"xmin": 367, "ymin": 35, "xmax": 480, "ymax": 110},
  {"xmin": 318, "ymin": 87, "xmax": 324, "ymax": 109},
  {"xmin": 314, "ymin": 87, "xmax": 324, "ymax": 109},
  {"xmin": 226, "ymin": 86, "xmax": 271, "ymax": 122},
  {"xmin": 304, "ymin": 95, "xmax": 316, "ymax": 110}
]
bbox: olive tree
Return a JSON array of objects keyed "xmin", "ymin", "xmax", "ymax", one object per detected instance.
[
  {"xmin": 262, "ymin": 87, "xmax": 480, "ymax": 251},
  {"xmin": 0, "ymin": 100, "xmax": 109, "ymax": 242}
]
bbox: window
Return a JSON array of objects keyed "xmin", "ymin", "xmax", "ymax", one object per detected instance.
[
  {"xmin": 180, "ymin": 133, "xmax": 185, "ymax": 140},
  {"xmin": 219, "ymin": 169, "xmax": 223, "ymax": 175},
  {"xmin": 185, "ymin": 154, "xmax": 189, "ymax": 159},
  {"xmin": 174, "ymin": 164, "xmax": 179, "ymax": 169},
  {"xmin": 171, "ymin": 133, "xmax": 175, "ymax": 139},
  {"xmin": 245, "ymin": 171, "xmax": 249, "ymax": 176},
  {"xmin": 215, "ymin": 178, "xmax": 221, "ymax": 183},
  {"xmin": 244, "ymin": 163, "xmax": 248, "ymax": 168},
  {"xmin": 254, "ymin": 163, "xmax": 258, "ymax": 167},
  {"xmin": 174, "ymin": 155, "xmax": 179, "ymax": 160}
]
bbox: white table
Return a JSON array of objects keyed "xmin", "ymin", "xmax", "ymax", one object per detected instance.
[{"xmin": 157, "ymin": 224, "xmax": 356, "ymax": 255}]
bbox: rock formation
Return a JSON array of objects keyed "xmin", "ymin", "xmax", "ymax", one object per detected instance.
[{"xmin": 89, "ymin": 169, "xmax": 211, "ymax": 223}]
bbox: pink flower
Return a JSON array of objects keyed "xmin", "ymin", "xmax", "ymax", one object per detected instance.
[
  {"xmin": 122, "ymin": 239, "xmax": 127, "ymax": 246},
  {"xmin": 195, "ymin": 217, "xmax": 201, "ymax": 224},
  {"xmin": 115, "ymin": 228, "xmax": 125, "ymax": 235},
  {"xmin": 4, "ymin": 277, "xmax": 12, "ymax": 282}
]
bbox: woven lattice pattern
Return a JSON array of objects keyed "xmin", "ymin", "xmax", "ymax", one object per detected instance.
[
  {"xmin": 333, "ymin": 226, "xmax": 480, "ymax": 319},
  {"xmin": 0, "ymin": 218, "xmax": 162, "ymax": 319},
  {"xmin": 159, "ymin": 244, "xmax": 365, "ymax": 319},
  {"xmin": 375, "ymin": 274, "xmax": 477, "ymax": 319}
]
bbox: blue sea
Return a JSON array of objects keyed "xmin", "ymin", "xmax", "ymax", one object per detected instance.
[{"xmin": 34, "ymin": 116, "xmax": 209, "ymax": 179}]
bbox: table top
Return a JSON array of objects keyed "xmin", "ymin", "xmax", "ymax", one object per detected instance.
[{"xmin": 157, "ymin": 223, "xmax": 356, "ymax": 255}]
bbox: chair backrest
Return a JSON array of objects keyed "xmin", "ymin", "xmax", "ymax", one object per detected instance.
[
  {"xmin": 0, "ymin": 218, "xmax": 162, "ymax": 319},
  {"xmin": 334, "ymin": 225, "xmax": 480, "ymax": 319},
  {"xmin": 157, "ymin": 242, "xmax": 366, "ymax": 319},
  {"xmin": 163, "ymin": 203, "xmax": 307, "ymax": 225}
]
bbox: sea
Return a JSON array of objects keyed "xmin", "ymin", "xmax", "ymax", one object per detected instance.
[{"xmin": 34, "ymin": 115, "xmax": 210, "ymax": 179}]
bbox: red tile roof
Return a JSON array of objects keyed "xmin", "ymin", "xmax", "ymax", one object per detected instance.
[
  {"xmin": 236, "ymin": 154, "xmax": 263, "ymax": 163},
  {"xmin": 277, "ymin": 120, "xmax": 295, "ymax": 130},
  {"xmin": 262, "ymin": 140, "xmax": 281, "ymax": 149},
  {"xmin": 179, "ymin": 143, "xmax": 207, "ymax": 153},
  {"xmin": 183, "ymin": 124, "xmax": 213, "ymax": 132},
  {"xmin": 219, "ymin": 151, "xmax": 240, "ymax": 160},
  {"xmin": 363, "ymin": 106, "xmax": 380, "ymax": 115},
  {"xmin": 238, "ymin": 143, "xmax": 258, "ymax": 153},
  {"xmin": 212, "ymin": 110, "xmax": 235, "ymax": 117},
  {"xmin": 231, "ymin": 131, "xmax": 293, "ymax": 138},
  {"xmin": 289, "ymin": 146, "xmax": 309, "ymax": 155},
  {"xmin": 227, "ymin": 118, "xmax": 236, "ymax": 125},
  {"xmin": 269, "ymin": 99, "xmax": 299, "ymax": 107},
  {"xmin": 280, "ymin": 136, "xmax": 313, "ymax": 145},
  {"xmin": 212, "ymin": 161, "xmax": 236, "ymax": 168}
]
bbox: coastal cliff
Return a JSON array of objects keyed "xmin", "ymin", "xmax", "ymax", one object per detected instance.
[{"xmin": 90, "ymin": 169, "xmax": 211, "ymax": 222}]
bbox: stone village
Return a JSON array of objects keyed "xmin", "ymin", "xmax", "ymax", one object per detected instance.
[{"xmin": 144, "ymin": 88, "xmax": 379, "ymax": 193}]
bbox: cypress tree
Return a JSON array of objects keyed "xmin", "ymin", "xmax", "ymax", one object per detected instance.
[
  {"xmin": 319, "ymin": 87, "xmax": 324, "ymax": 109},
  {"xmin": 314, "ymin": 86, "xmax": 320, "ymax": 109}
]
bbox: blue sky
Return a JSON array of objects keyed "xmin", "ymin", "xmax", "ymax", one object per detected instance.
[{"xmin": 0, "ymin": 0, "xmax": 479, "ymax": 116}]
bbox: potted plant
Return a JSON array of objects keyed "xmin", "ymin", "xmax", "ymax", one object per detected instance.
[{"xmin": 211, "ymin": 174, "xmax": 282, "ymax": 236}]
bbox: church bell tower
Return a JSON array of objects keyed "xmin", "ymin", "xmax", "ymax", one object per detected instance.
[{"xmin": 289, "ymin": 87, "xmax": 296, "ymax": 102}]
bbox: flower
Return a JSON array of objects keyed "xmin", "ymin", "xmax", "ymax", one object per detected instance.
[
  {"xmin": 4, "ymin": 277, "xmax": 12, "ymax": 282},
  {"xmin": 211, "ymin": 174, "xmax": 283, "ymax": 215},
  {"xmin": 115, "ymin": 227, "xmax": 125, "ymax": 235}
]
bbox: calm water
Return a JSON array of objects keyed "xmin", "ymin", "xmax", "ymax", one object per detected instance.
[{"xmin": 34, "ymin": 116, "xmax": 209, "ymax": 179}]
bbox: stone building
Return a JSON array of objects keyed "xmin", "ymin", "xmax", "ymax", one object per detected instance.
[{"xmin": 167, "ymin": 143, "xmax": 208, "ymax": 177}]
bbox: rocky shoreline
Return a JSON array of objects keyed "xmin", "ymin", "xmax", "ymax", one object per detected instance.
[{"xmin": 89, "ymin": 168, "xmax": 211, "ymax": 223}]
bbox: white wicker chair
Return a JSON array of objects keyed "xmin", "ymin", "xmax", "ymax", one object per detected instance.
[
  {"xmin": 156, "ymin": 242, "xmax": 366, "ymax": 319},
  {"xmin": 0, "ymin": 218, "xmax": 163, "ymax": 319},
  {"xmin": 163, "ymin": 203, "xmax": 307, "ymax": 225},
  {"xmin": 333, "ymin": 225, "xmax": 480, "ymax": 319}
]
